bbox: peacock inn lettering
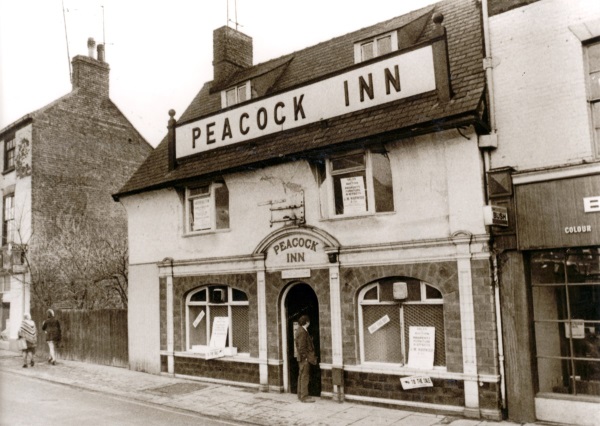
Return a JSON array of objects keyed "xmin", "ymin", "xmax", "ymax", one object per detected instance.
[{"xmin": 175, "ymin": 45, "xmax": 436, "ymax": 159}]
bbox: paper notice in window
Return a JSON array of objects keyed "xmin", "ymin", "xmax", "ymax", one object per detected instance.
[
  {"xmin": 368, "ymin": 314, "xmax": 390, "ymax": 334},
  {"xmin": 565, "ymin": 320, "xmax": 585, "ymax": 339},
  {"xmin": 407, "ymin": 326, "xmax": 435, "ymax": 369},
  {"xmin": 341, "ymin": 176, "xmax": 367, "ymax": 214},
  {"xmin": 192, "ymin": 310, "xmax": 205, "ymax": 328},
  {"xmin": 209, "ymin": 316, "xmax": 229, "ymax": 348},
  {"xmin": 192, "ymin": 197, "xmax": 211, "ymax": 231}
]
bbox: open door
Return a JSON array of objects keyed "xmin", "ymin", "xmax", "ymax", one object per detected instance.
[{"xmin": 285, "ymin": 282, "xmax": 321, "ymax": 397}]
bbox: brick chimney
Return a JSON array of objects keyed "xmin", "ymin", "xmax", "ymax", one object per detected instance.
[
  {"xmin": 213, "ymin": 26, "xmax": 252, "ymax": 86},
  {"xmin": 71, "ymin": 37, "xmax": 110, "ymax": 97}
]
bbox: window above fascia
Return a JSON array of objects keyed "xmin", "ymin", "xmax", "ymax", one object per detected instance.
[
  {"xmin": 354, "ymin": 31, "xmax": 398, "ymax": 63},
  {"xmin": 221, "ymin": 81, "xmax": 251, "ymax": 108}
]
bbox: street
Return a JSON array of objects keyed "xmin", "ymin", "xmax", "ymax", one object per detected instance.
[{"xmin": 0, "ymin": 371, "xmax": 242, "ymax": 426}]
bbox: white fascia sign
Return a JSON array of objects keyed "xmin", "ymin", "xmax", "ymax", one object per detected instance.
[{"xmin": 175, "ymin": 45, "xmax": 436, "ymax": 159}]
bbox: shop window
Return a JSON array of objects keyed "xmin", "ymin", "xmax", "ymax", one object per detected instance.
[
  {"xmin": 318, "ymin": 149, "xmax": 394, "ymax": 218},
  {"xmin": 354, "ymin": 32, "xmax": 397, "ymax": 63},
  {"xmin": 185, "ymin": 180, "xmax": 229, "ymax": 233},
  {"xmin": 531, "ymin": 247, "xmax": 600, "ymax": 397},
  {"xmin": 587, "ymin": 41, "xmax": 600, "ymax": 157},
  {"xmin": 4, "ymin": 137, "xmax": 15, "ymax": 171},
  {"xmin": 222, "ymin": 81, "xmax": 250, "ymax": 108},
  {"xmin": 357, "ymin": 277, "xmax": 445, "ymax": 367},
  {"xmin": 2, "ymin": 194, "xmax": 14, "ymax": 246},
  {"xmin": 185, "ymin": 285, "xmax": 249, "ymax": 354}
]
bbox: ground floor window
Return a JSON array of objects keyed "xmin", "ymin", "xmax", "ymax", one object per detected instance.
[
  {"xmin": 185, "ymin": 285, "xmax": 249, "ymax": 354},
  {"xmin": 357, "ymin": 276, "xmax": 445, "ymax": 367},
  {"xmin": 531, "ymin": 247, "xmax": 600, "ymax": 396}
]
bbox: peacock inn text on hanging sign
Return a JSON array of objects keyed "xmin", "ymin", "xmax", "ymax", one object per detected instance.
[{"xmin": 175, "ymin": 45, "xmax": 436, "ymax": 159}]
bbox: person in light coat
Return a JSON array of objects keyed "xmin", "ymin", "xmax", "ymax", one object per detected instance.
[{"xmin": 18, "ymin": 313, "xmax": 37, "ymax": 368}]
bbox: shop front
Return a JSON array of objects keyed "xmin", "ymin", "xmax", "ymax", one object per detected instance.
[{"xmin": 513, "ymin": 171, "xmax": 600, "ymax": 425}]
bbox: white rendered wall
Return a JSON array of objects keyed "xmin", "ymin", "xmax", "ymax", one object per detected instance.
[
  {"xmin": 490, "ymin": 0, "xmax": 600, "ymax": 171},
  {"xmin": 122, "ymin": 128, "xmax": 487, "ymax": 266}
]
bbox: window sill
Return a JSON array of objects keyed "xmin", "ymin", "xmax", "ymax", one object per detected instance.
[
  {"xmin": 2, "ymin": 167, "xmax": 15, "ymax": 176},
  {"xmin": 183, "ymin": 228, "xmax": 231, "ymax": 238},
  {"xmin": 319, "ymin": 211, "xmax": 395, "ymax": 222},
  {"xmin": 345, "ymin": 363, "xmax": 450, "ymax": 379},
  {"xmin": 169, "ymin": 350, "xmax": 254, "ymax": 362},
  {"xmin": 536, "ymin": 392, "xmax": 600, "ymax": 403}
]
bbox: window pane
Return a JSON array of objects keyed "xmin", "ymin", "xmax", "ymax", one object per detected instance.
[
  {"xmin": 189, "ymin": 185, "xmax": 210, "ymax": 197},
  {"xmin": 211, "ymin": 306, "xmax": 229, "ymax": 346},
  {"xmin": 237, "ymin": 85, "xmax": 247, "ymax": 103},
  {"xmin": 210, "ymin": 286, "xmax": 228, "ymax": 303},
  {"xmin": 362, "ymin": 304, "xmax": 402, "ymax": 363},
  {"xmin": 214, "ymin": 183, "xmax": 230, "ymax": 229},
  {"xmin": 371, "ymin": 152, "xmax": 394, "ymax": 212},
  {"xmin": 425, "ymin": 284, "xmax": 442, "ymax": 300},
  {"xmin": 363, "ymin": 286, "xmax": 378, "ymax": 300},
  {"xmin": 531, "ymin": 251, "xmax": 566, "ymax": 284},
  {"xmin": 590, "ymin": 71, "xmax": 600, "ymax": 100},
  {"xmin": 404, "ymin": 304, "xmax": 446, "ymax": 366},
  {"xmin": 231, "ymin": 306, "xmax": 249, "ymax": 352},
  {"xmin": 593, "ymin": 103, "xmax": 600, "ymax": 147},
  {"xmin": 331, "ymin": 153, "xmax": 365, "ymax": 172},
  {"xmin": 190, "ymin": 289, "xmax": 207, "ymax": 302},
  {"xmin": 333, "ymin": 172, "xmax": 367, "ymax": 215},
  {"xmin": 232, "ymin": 288, "xmax": 248, "ymax": 302},
  {"xmin": 588, "ymin": 43, "xmax": 600, "ymax": 73},
  {"xmin": 226, "ymin": 88, "xmax": 237, "ymax": 106},
  {"xmin": 190, "ymin": 196, "xmax": 211, "ymax": 231},
  {"xmin": 361, "ymin": 42, "xmax": 374, "ymax": 61},
  {"xmin": 377, "ymin": 36, "xmax": 392, "ymax": 56},
  {"xmin": 188, "ymin": 306, "xmax": 208, "ymax": 348}
]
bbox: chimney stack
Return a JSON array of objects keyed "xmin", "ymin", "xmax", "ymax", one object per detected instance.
[
  {"xmin": 213, "ymin": 26, "xmax": 252, "ymax": 86},
  {"xmin": 72, "ymin": 38, "xmax": 110, "ymax": 97}
]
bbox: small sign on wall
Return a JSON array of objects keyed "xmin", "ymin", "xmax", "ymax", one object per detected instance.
[
  {"xmin": 368, "ymin": 315, "xmax": 390, "ymax": 334},
  {"xmin": 400, "ymin": 375, "xmax": 433, "ymax": 390}
]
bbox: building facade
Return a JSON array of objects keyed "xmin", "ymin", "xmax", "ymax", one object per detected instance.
[
  {"xmin": 116, "ymin": 0, "xmax": 504, "ymax": 419},
  {"xmin": 0, "ymin": 40, "xmax": 152, "ymax": 345},
  {"xmin": 487, "ymin": 0, "xmax": 600, "ymax": 425}
]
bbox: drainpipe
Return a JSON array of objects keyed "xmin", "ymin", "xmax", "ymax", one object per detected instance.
[{"xmin": 481, "ymin": 0, "xmax": 506, "ymax": 412}]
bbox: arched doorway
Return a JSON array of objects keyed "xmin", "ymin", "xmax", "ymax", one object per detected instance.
[{"xmin": 283, "ymin": 282, "xmax": 321, "ymax": 397}]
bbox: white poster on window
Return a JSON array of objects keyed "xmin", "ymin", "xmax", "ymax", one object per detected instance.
[
  {"xmin": 368, "ymin": 314, "xmax": 390, "ymax": 334},
  {"xmin": 565, "ymin": 320, "xmax": 585, "ymax": 339},
  {"xmin": 407, "ymin": 326, "xmax": 435, "ymax": 369},
  {"xmin": 341, "ymin": 176, "xmax": 367, "ymax": 214},
  {"xmin": 192, "ymin": 310, "xmax": 205, "ymax": 328},
  {"xmin": 192, "ymin": 197, "xmax": 211, "ymax": 231},
  {"xmin": 209, "ymin": 316, "xmax": 229, "ymax": 348}
]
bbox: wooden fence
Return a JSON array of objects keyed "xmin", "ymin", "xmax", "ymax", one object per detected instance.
[{"xmin": 31, "ymin": 308, "xmax": 128, "ymax": 368}]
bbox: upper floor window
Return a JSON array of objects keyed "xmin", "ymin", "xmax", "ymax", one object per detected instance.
[
  {"xmin": 354, "ymin": 32, "xmax": 397, "ymax": 63},
  {"xmin": 587, "ymin": 41, "xmax": 600, "ymax": 156},
  {"xmin": 0, "ymin": 275, "xmax": 10, "ymax": 293},
  {"xmin": 221, "ymin": 81, "xmax": 250, "ymax": 108},
  {"xmin": 185, "ymin": 285, "xmax": 249, "ymax": 354},
  {"xmin": 318, "ymin": 149, "xmax": 394, "ymax": 218},
  {"xmin": 186, "ymin": 181, "xmax": 230, "ymax": 233},
  {"xmin": 2, "ymin": 194, "xmax": 14, "ymax": 246},
  {"xmin": 4, "ymin": 137, "xmax": 15, "ymax": 171},
  {"xmin": 358, "ymin": 277, "xmax": 445, "ymax": 368}
]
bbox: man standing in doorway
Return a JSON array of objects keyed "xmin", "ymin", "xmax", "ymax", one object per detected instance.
[{"xmin": 295, "ymin": 314, "xmax": 317, "ymax": 403}]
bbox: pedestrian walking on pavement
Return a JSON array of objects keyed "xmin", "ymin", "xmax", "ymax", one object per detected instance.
[
  {"xmin": 295, "ymin": 314, "xmax": 317, "ymax": 403},
  {"xmin": 42, "ymin": 309, "xmax": 61, "ymax": 365},
  {"xmin": 18, "ymin": 313, "xmax": 37, "ymax": 368}
]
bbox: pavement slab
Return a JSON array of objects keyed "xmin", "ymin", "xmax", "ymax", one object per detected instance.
[{"xmin": 0, "ymin": 349, "xmax": 562, "ymax": 426}]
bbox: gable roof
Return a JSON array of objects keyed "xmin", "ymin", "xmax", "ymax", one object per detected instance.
[{"xmin": 116, "ymin": 0, "xmax": 487, "ymax": 200}]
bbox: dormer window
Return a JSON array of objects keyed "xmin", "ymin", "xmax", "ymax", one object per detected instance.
[
  {"xmin": 221, "ymin": 81, "xmax": 251, "ymax": 108},
  {"xmin": 354, "ymin": 32, "xmax": 398, "ymax": 63}
]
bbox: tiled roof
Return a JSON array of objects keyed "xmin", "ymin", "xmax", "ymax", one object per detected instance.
[{"xmin": 116, "ymin": 0, "xmax": 486, "ymax": 199}]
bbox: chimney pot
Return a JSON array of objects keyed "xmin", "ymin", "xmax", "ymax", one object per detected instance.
[
  {"xmin": 97, "ymin": 44, "xmax": 105, "ymax": 62},
  {"xmin": 87, "ymin": 37, "xmax": 96, "ymax": 58}
]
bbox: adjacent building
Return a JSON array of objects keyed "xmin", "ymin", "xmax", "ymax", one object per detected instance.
[
  {"xmin": 0, "ymin": 39, "xmax": 152, "ymax": 345},
  {"xmin": 116, "ymin": 0, "xmax": 505, "ymax": 419},
  {"xmin": 487, "ymin": 0, "xmax": 600, "ymax": 424}
]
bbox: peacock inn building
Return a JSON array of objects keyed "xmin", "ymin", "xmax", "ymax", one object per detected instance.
[{"xmin": 114, "ymin": 0, "xmax": 504, "ymax": 419}]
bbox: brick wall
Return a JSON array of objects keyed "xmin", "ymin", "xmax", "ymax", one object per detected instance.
[
  {"xmin": 174, "ymin": 356, "xmax": 259, "ymax": 384},
  {"xmin": 31, "ymin": 87, "xmax": 151, "ymax": 244}
]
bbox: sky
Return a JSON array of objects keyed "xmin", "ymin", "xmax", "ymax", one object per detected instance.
[{"xmin": 0, "ymin": 0, "xmax": 438, "ymax": 148}]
